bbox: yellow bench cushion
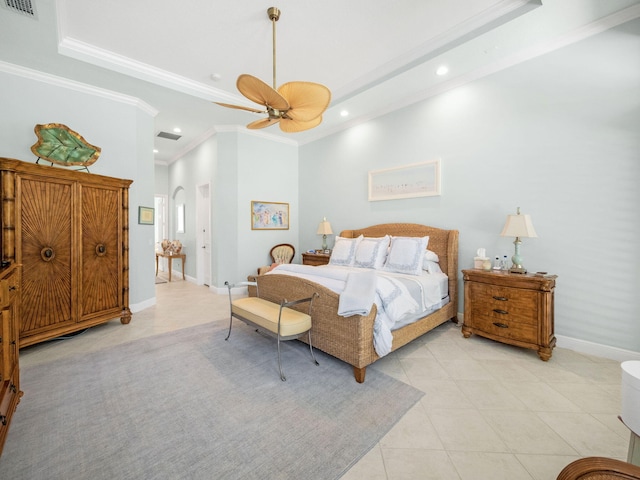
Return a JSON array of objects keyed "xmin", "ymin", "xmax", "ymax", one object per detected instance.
[{"xmin": 231, "ymin": 297, "xmax": 311, "ymax": 337}]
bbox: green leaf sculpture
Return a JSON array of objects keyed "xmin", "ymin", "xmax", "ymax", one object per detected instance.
[{"xmin": 30, "ymin": 123, "xmax": 101, "ymax": 167}]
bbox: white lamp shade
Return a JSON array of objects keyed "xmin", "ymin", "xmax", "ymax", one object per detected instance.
[
  {"xmin": 500, "ymin": 213, "xmax": 537, "ymax": 238},
  {"xmin": 316, "ymin": 219, "xmax": 333, "ymax": 235}
]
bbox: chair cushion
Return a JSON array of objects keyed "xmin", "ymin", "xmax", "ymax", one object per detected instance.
[
  {"xmin": 271, "ymin": 245, "xmax": 294, "ymax": 264},
  {"xmin": 231, "ymin": 297, "xmax": 311, "ymax": 337}
]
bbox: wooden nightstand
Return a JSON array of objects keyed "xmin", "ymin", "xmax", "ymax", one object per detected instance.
[
  {"xmin": 461, "ymin": 269, "xmax": 557, "ymax": 361},
  {"xmin": 302, "ymin": 252, "xmax": 331, "ymax": 266}
]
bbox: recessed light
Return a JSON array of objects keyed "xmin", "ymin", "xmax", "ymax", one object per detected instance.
[
  {"xmin": 340, "ymin": 110, "xmax": 349, "ymax": 117},
  {"xmin": 153, "ymin": 149, "xmax": 158, "ymax": 153},
  {"xmin": 210, "ymin": 73, "xmax": 222, "ymax": 81},
  {"xmin": 436, "ymin": 65, "xmax": 449, "ymax": 76},
  {"xmin": 173, "ymin": 127, "xmax": 182, "ymax": 133}
]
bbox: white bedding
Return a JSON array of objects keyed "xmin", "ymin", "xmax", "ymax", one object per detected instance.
[{"xmin": 266, "ymin": 264, "xmax": 449, "ymax": 357}]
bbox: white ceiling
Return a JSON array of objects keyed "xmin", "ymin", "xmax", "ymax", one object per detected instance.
[{"xmin": 1, "ymin": 0, "xmax": 639, "ymax": 163}]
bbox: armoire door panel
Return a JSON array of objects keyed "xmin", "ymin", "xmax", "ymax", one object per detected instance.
[
  {"xmin": 18, "ymin": 178, "xmax": 73, "ymax": 335},
  {"xmin": 80, "ymin": 186, "xmax": 121, "ymax": 317}
]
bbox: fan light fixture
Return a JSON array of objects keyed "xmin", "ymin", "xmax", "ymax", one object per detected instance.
[{"xmin": 215, "ymin": 7, "xmax": 331, "ymax": 133}]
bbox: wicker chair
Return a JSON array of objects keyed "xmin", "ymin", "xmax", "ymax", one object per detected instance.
[
  {"xmin": 257, "ymin": 243, "xmax": 295, "ymax": 275},
  {"xmin": 557, "ymin": 457, "xmax": 640, "ymax": 479}
]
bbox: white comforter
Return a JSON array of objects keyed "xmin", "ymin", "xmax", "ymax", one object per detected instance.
[{"xmin": 266, "ymin": 264, "xmax": 448, "ymax": 357}]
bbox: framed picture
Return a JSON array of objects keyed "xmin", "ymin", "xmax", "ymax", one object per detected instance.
[
  {"xmin": 138, "ymin": 206, "xmax": 154, "ymax": 225},
  {"xmin": 251, "ymin": 201, "xmax": 289, "ymax": 230},
  {"xmin": 368, "ymin": 159, "xmax": 441, "ymax": 201}
]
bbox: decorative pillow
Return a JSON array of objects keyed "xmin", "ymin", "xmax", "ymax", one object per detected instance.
[
  {"xmin": 423, "ymin": 260, "xmax": 443, "ymax": 274},
  {"xmin": 354, "ymin": 235, "xmax": 390, "ymax": 269},
  {"xmin": 328, "ymin": 235, "xmax": 362, "ymax": 267},
  {"xmin": 383, "ymin": 236, "xmax": 429, "ymax": 276},
  {"xmin": 424, "ymin": 249, "xmax": 439, "ymax": 263}
]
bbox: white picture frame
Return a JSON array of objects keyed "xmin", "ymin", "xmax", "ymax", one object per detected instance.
[{"xmin": 368, "ymin": 159, "xmax": 441, "ymax": 201}]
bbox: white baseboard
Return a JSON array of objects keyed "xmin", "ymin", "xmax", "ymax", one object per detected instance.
[
  {"xmin": 131, "ymin": 296, "xmax": 156, "ymax": 313},
  {"xmin": 456, "ymin": 312, "xmax": 640, "ymax": 362},
  {"xmin": 555, "ymin": 335, "xmax": 640, "ymax": 362}
]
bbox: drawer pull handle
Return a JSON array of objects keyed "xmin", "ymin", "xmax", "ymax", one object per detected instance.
[
  {"xmin": 493, "ymin": 309, "xmax": 508, "ymax": 315},
  {"xmin": 493, "ymin": 322, "xmax": 509, "ymax": 329},
  {"xmin": 493, "ymin": 296, "xmax": 508, "ymax": 301},
  {"xmin": 8, "ymin": 285, "xmax": 16, "ymax": 291},
  {"xmin": 0, "ymin": 415, "xmax": 6, "ymax": 426},
  {"xmin": 9, "ymin": 383, "xmax": 16, "ymax": 394}
]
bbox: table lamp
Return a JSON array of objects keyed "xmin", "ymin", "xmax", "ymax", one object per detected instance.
[
  {"xmin": 316, "ymin": 217, "xmax": 333, "ymax": 250},
  {"xmin": 500, "ymin": 207, "xmax": 537, "ymax": 274}
]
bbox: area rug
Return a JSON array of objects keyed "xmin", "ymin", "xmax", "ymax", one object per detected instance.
[{"xmin": 0, "ymin": 321, "xmax": 423, "ymax": 479}]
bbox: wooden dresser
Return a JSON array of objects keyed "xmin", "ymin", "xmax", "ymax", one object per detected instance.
[
  {"xmin": 0, "ymin": 158, "xmax": 132, "ymax": 347},
  {"xmin": 0, "ymin": 263, "xmax": 21, "ymax": 456},
  {"xmin": 462, "ymin": 269, "xmax": 557, "ymax": 360},
  {"xmin": 301, "ymin": 252, "xmax": 331, "ymax": 266}
]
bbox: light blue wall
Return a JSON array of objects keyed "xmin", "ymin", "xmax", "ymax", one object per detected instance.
[
  {"xmin": 167, "ymin": 130, "xmax": 299, "ymax": 285},
  {"xmin": 299, "ymin": 21, "xmax": 640, "ymax": 353},
  {"xmin": 0, "ymin": 67, "xmax": 156, "ymax": 308}
]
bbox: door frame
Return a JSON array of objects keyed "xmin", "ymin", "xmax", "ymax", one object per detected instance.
[{"xmin": 195, "ymin": 182, "xmax": 211, "ymax": 286}]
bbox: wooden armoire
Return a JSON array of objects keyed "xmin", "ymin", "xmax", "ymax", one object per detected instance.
[{"xmin": 0, "ymin": 158, "xmax": 133, "ymax": 347}]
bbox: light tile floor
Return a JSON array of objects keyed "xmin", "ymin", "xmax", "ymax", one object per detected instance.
[{"xmin": 18, "ymin": 277, "xmax": 632, "ymax": 480}]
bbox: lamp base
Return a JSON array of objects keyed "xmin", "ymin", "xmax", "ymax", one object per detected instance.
[{"xmin": 509, "ymin": 267, "xmax": 527, "ymax": 274}]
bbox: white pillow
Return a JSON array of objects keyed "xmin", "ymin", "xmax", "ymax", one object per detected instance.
[
  {"xmin": 383, "ymin": 236, "xmax": 429, "ymax": 276},
  {"xmin": 424, "ymin": 249, "xmax": 439, "ymax": 263},
  {"xmin": 354, "ymin": 235, "xmax": 390, "ymax": 269},
  {"xmin": 329, "ymin": 235, "xmax": 362, "ymax": 267},
  {"xmin": 423, "ymin": 260, "xmax": 443, "ymax": 274}
]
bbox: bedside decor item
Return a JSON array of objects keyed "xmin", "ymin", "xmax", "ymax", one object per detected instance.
[
  {"xmin": 316, "ymin": 217, "xmax": 333, "ymax": 250},
  {"xmin": 138, "ymin": 206, "xmax": 154, "ymax": 225},
  {"xmin": 251, "ymin": 201, "xmax": 289, "ymax": 230},
  {"xmin": 500, "ymin": 207, "xmax": 537, "ymax": 274},
  {"xmin": 30, "ymin": 123, "xmax": 101, "ymax": 170},
  {"xmin": 368, "ymin": 159, "xmax": 441, "ymax": 201}
]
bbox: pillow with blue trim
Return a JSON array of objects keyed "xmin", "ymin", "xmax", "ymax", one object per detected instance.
[
  {"xmin": 329, "ymin": 235, "xmax": 363, "ymax": 267},
  {"xmin": 354, "ymin": 235, "xmax": 390, "ymax": 269},
  {"xmin": 383, "ymin": 236, "xmax": 429, "ymax": 276}
]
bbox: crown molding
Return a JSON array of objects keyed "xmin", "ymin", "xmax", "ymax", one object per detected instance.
[{"xmin": 0, "ymin": 60, "xmax": 158, "ymax": 117}]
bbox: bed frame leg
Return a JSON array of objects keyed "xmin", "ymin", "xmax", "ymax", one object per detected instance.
[{"xmin": 353, "ymin": 366, "xmax": 366, "ymax": 383}]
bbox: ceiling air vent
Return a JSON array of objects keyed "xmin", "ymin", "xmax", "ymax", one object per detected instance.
[
  {"xmin": 2, "ymin": 0, "xmax": 37, "ymax": 18},
  {"xmin": 157, "ymin": 131, "xmax": 182, "ymax": 141}
]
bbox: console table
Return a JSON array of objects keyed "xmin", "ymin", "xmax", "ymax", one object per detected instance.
[{"xmin": 156, "ymin": 252, "xmax": 186, "ymax": 282}]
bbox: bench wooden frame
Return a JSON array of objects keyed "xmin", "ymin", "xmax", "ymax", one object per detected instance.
[{"xmin": 225, "ymin": 281, "xmax": 319, "ymax": 381}]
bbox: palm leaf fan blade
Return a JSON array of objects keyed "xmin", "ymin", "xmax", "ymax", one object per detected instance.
[
  {"xmin": 278, "ymin": 81, "xmax": 331, "ymax": 122},
  {"xmin": 279, "ymin": 116, "xmax": 322, "ymax": 133},
  {"xmin": 213, "ymin": 102, "xmax": 265, "ymax": 114},
  {"xmin": 237, "ymin": 74, "xmax": 289, "ymax": 111},
  {"xmin": 247, "ymin": 118, "xmax": 280, "ymax": 130}
]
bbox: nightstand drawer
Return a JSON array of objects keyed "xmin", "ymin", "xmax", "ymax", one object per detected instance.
[
  {"xmin": 468, "ymin": 282, "xmax": 538, "ymax": 325},
  {"xmin": 470, "ymin": 314, "xmax": 538, "ymax": 343}
]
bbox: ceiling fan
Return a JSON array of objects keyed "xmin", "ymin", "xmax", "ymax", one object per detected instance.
[{"xmin": 215, "ymin": 7, "xmax": 331, "ymax": 133}]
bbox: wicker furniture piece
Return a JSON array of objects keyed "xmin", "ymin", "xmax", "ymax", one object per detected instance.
[
  {"xmin": 462, "ymin": 269, "xmax": 557, "ymax": 360},
  {"xmin": 0, "ymin": 158, "xmax": 132, "ymax": 347},
  {"xmin": 253, "ymin": 223, "xmax": 459, "ymax": 383},
  {"xmin": 557, "ymin": 457, "xmax": 640, "ymax": 479},
  {"xmin": 0, "ymin": 263, "xmax": 21, "ymax": 457},
  {"xmin": 302, "ymin": 252, "xmax": 331, "ymax": 266}
]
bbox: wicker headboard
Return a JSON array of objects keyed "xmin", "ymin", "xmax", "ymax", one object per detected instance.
[{"xmin": 339, "ymin": 223, "xmax": 459, "ymax": 305}]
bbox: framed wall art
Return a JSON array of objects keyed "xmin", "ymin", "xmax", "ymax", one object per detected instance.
[
  {"xmin": 138, "ymin": 206, "xmax": 154, "ymax": 225},
  {"xmin": 368, "ymin": 159, "xmax": 441, "ymax": 201},
  {"xmin": 251, "ymin": 201, "xmax": 289, "ymax": 230}
]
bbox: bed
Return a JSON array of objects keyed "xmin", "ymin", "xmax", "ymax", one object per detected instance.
[{"xmin": 251, "ymin": 223, "xmax": 459, "ymax": 383}]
